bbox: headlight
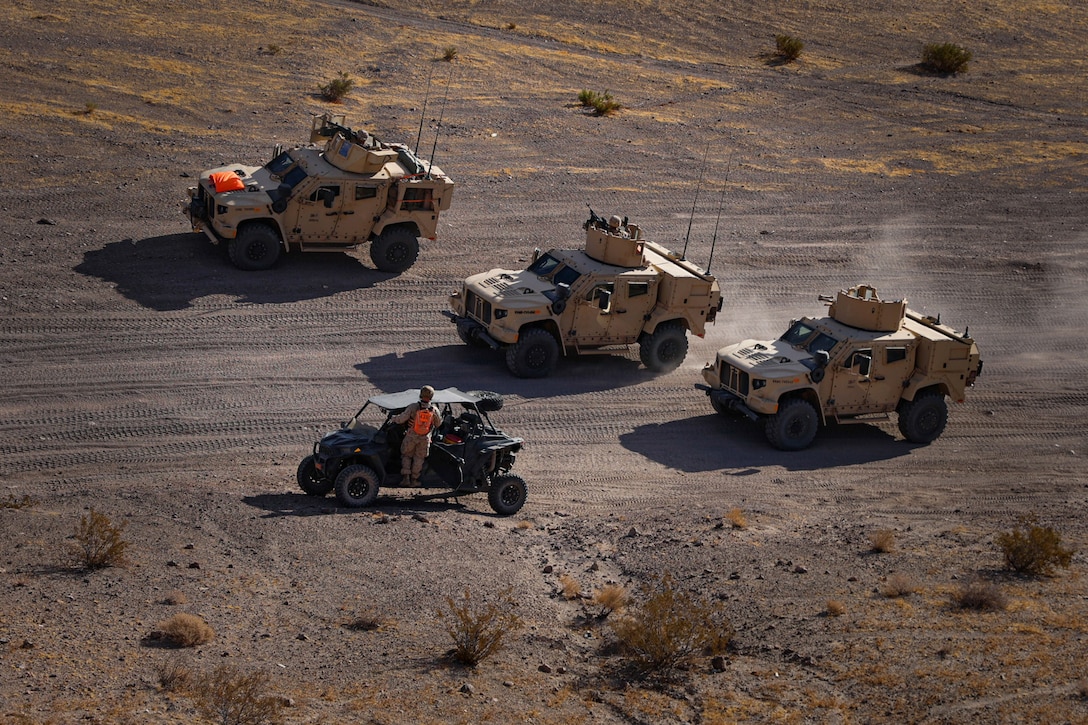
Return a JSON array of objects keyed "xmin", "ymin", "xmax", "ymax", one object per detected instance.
[
  {"xmin": 752, "ymin": 379, "xmax": 766, "ymax": 390},
  {"xmin": 494, "ymin": 309, "xmax": 508, "ymax": 319}
]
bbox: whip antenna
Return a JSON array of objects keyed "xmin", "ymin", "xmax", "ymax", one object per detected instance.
[
  {"xmin": 414, "ymin": 62, "xmax": 436, "ymax": 156},
  {"xmin": 682, "ymin": 142, "xmax": 711, "ymax": 259},
  {"xmin": 427, "ymin": 64, "xmax": 454, "ymax": 179},
  {"xmin": 706, "ymin": 152, "xmax": 732, "ymax": 275}
]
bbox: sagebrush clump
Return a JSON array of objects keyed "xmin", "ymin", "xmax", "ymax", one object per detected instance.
[
  {"xmin": 610, "ymin": 572, "xmax": 733, "ymax": 678},
  {"xmin": 921, "ymin": 42, "xmax": 972, "ymax": 74},
  {"xmin": 438, "ymin": 588, "xmax": 521, "ymax": 666},
  {"xmin": 72, "ymin": 508, "xmax": 129, "ymax": 569},
  {"xmin": 995, "ymin": 515, "xmax": 1074, "ymax": 575},
  {"xmin": 191, "ymin": 664, "xmax": 284, "ymax": 725},
  {"xmin": 319, "ymin": 72, "xmax": 354, "ymax": 103},
  {"xmin": 869, "ymin": 529, "xmax": 896, "ymax": 553}
]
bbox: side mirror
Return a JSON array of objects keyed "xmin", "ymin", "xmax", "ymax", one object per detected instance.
[{"xmin": 531, "ymin": 248, "xmax": 541, "ymax": 263}]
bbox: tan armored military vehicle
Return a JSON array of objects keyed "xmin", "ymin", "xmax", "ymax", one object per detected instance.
[
  {"xmin": 183, "ymin": 113, "xmax": 454, "ymax": 273},
  {"xmin": 697, "ymin": 284, "xmax": 982, "ymax": 450},
  {"xmin": 444, "ymin": 210, "xmax": 722, "ymax": 377}
]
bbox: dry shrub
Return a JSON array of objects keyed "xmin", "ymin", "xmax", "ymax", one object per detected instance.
[
  {"xmin": 882, "ymin": 573, "xmax": 918, "ymax": 598},
  {"xmin": 1, "ymin": 494, "xmax": 37, "ymax": 509},
  {"xmin": 155, "ymin": 657, "xmax": 192, "ymax": 692},
  {"xmin": 610, "ymin": 572, "xmax": 733, "ymax": 679},
  {"xmin": 825, "ymin": 599, "xmax": 846, "ymax": 617},
  {"xmin": 593, "ymin": 584, "xmax": 629, "ymax": 618},
  {"xmin": 577, "ymin": 89, "xmax": 621, "ymax": 116},
  {"xmin": 319, "ymin": 72, "xmax": 353, "ymax": 103},
  {"xmin": 191, "ymin": 664, "xmax": 284, "ymax": 725},
  {"xmin": 775, "ymin": 34, "xmax": 804, "ymax": 61},
  {"xmin": 951, "ymin": 578, "xmax": 1007, "ymax": 611},
  {"xmin": 72, "ymin": 508, "xmax": 129, "ymax": 569},
  {"xmin": 869, "ymin": 529, "xmax": 896, "ymax": 553},
  {"xmin": 558, "ymin": 573, "xmax": 582, "ymax": 600},
  {"xmin": 438, "ymin": 588, "xmax": 521, "ymax": 667},
  {"xmin": 995, "ymin": 515, "xmax": 1074, "ymax": 576},
  {"xmin": 158, "ymin": 613, "xmax": 215, "ymax": 647},
  {"xmin": 921, "ymin": 42, "xmax": 972, "ymax": 75},
  {"xmin": 725, "ymin": 507, "xmax": 747, "ymax": 530},
  {"xmin": 441, "ymin": 46, "xmax": 458, "ymax": 62},
  {"xmin": 345, "ymin": 611, "xmax": 384, "ymax": 631}
]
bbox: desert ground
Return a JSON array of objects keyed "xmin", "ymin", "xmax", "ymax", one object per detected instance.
[{"xmin": 1, "ymin": 0, "xmax": 1087, "ymax": 722}]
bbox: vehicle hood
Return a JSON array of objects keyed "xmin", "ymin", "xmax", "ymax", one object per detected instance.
[
  {"xmin": 199, "ymin": 163, "xmax": 274, "ymax": 202},
  {"xmin": 719, "ymin": 339, "xmax": 813, "ymax": 378},
  {"xmin": 464, "ymin": 269, "xmax": 553, "ymax": 309}
]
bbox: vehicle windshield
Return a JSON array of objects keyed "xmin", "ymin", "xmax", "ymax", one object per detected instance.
[
  {"xmin": 265, "ymin": 151, "xmax": 295, "ymax": 175},
  {"xmin": 527, "ymin": 253, "xmax": 561, "ymax": 278},
  {"xmin": 780, "ymin": 320, "xmax": 839, "ymax": 355}
]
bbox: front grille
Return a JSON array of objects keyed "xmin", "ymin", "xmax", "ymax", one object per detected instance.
[
  {"xmin": 722, "ymin": 363, "xmax": 749, "ymax": 396},
  {"xmin": 466, "ymin": 291, "xmax": 492, "ymax": 324}
]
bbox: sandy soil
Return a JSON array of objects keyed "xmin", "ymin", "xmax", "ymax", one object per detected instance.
[{"xmin": 1, "ymin": 0, "xmax": 1087, "ymax": 722}]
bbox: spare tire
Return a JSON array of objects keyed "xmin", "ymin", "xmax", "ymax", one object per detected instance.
[{"xmin": 468, "ymin": 390, "xmax": 504, "ymax": 412}]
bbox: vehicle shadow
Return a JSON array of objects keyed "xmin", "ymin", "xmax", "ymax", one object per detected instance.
[
  {"xmin": 242, "ymin": 491, "xmax": 494, "ymax": 517},
  {"xmin": 75, "ymin": 233, "xmax": 392, "ymax": 311},
  {"xmin": 619, "ymin": 413, "xmax": 915, "ymax": 473},
  {"xmin": 356, "ymin": 345, "xmax": 657, "ymax": 399}
]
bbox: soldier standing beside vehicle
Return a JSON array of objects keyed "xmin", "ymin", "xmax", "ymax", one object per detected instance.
[{"xmin": 392, "ymin": 385, "xmax": 439, "ymax": 486}]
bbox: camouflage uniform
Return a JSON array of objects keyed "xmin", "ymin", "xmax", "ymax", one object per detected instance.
[{"xmin": 392, "ymin": 387, "xmax": 439, "ymax": 486}]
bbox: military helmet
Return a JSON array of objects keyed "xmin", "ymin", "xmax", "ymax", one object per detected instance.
[
  {"xmin": 420, "ymin": 385, "xmax": 435, "ymax": 401},
  {"xmin": 608, "ymin": 215, "xmax": 623, "ymax": 229}
]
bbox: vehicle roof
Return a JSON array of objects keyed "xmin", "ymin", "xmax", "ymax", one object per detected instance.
[{"xmin": 368, "ymin": 387, "xmax": 480, "ymax": 409}]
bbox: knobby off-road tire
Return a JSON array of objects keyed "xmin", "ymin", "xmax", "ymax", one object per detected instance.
[
  {"xmin": 765, "ymin": 398, "xmax": 820, "ymax": 451},
  {"xmin": 639, "ymin": 322, "xmax": 689, "ymax": 372},
  {"xmin": 370, "ymin": 227, "xmax": 419, "ymax": 273},
  {"xmin": 710, "ymin": 394, "xmax": 730, "ymax": 416},
  {"xmin": 334, "ymin": 464, "xmax": 380, "ymax": 508},
  {"xmin": 467, "ymin": 390, "xmax": 504, "ymax": 412},
  {"xmin": 228, "ymin": 223, "xmax": 282, "ymax": 271},
  {"xmin": 897, "ymin": 390, "xmax": 949, "ymax": 444},
  {"xmin": 505, "ymin": 328, "xmax": 559, "ymax": 378},
  {"xmin": 488, "ymin": 474, "xmax": 528, "ymax": 516},
  {"xmin": 297, "ymin": 455, "xmax": 334, "ymax": 496}
]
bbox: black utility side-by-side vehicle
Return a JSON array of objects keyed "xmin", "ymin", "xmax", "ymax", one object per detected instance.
[{"xmin": 297, "ymin": 388, "xmax": 527, "ymax": 515}]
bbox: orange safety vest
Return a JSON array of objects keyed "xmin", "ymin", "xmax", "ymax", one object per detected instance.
[{"xmin": 412, "ymin": 407, "xmax": 436, "ymax": 436}]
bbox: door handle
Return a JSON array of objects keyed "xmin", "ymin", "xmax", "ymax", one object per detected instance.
[
  {"xmin": 874, "ymin": 375, "xmax": 885, "ymax": 380},
  {"xmin": 341, "ymin": 211, "xmax": 354, "ymax": 215}
]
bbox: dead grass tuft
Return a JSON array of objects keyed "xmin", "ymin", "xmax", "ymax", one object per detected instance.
[
  {"xmin": 157, "ymin": 613, "xmax": 215, "ymax": 647},
  {"xmin": 725, "ymin": 507, "xmax": 748, "ymax": 530},
  {"xmin": 775, "ymin": 34, "xmax": 804, "ymax": 62},
  {"xmin": 163, "ymin": 590, "xmax": 188, "ymax": 605},
  {"xmin": 826, "ymin": 599, "xmax": 846, "ymax": 617},
  {"xmin": 345, "ymin": 611, "xmax": 385, "ymax": 631},
  {"xmin": 868, "ymin": 529, "xmax": 896, "ymax": 553},
  {"xmin": 441, "ymin": 46, "xmax": 458, "ymax": 62},
  {"xmin": 881, "ymin": 573, "xmax": 919, "ymax": 598},
  {"xmin": 593, "ymin": 584, "xmax": 629, "ymax": 618},
  {"xmin": 1, "ymin": 494, "xmax": 37, "ymax": 509},
  {"xmin": 951, "ymin": 578, "xmax": 1008, "ymax": 611},
  {"xmin": 558, "ymin": 573, "xmax": 582, "ymax": 600},
  {"xmin": 319, "ymin": 72, "xmax": 353, "ymax": 103}
]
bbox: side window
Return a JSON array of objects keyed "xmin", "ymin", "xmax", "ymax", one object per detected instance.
[
  {"xmin": 585, "ymin": 282, "xmax": 614, "ymax": 303},
  {"xmin": 307, "ymin": 185, "xmax": 340, "ymax": 204},
  {"xmin": 886, "ymin": 347, "xmax": 908, "ymax": 364},
  {"xmin": 355, "ymin": 185, "xmax": 378, "ymax": 201},
  {"xmin": 847, "ymin": 348, "xmax": 873, "ymax": 377},
  {"xmin": 402, "ymin": 187, "xmax": 433, "ymax": 209},
  {"xmin": 628, "ymin": 281, "xmax": 650, "ymax": 298}
]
